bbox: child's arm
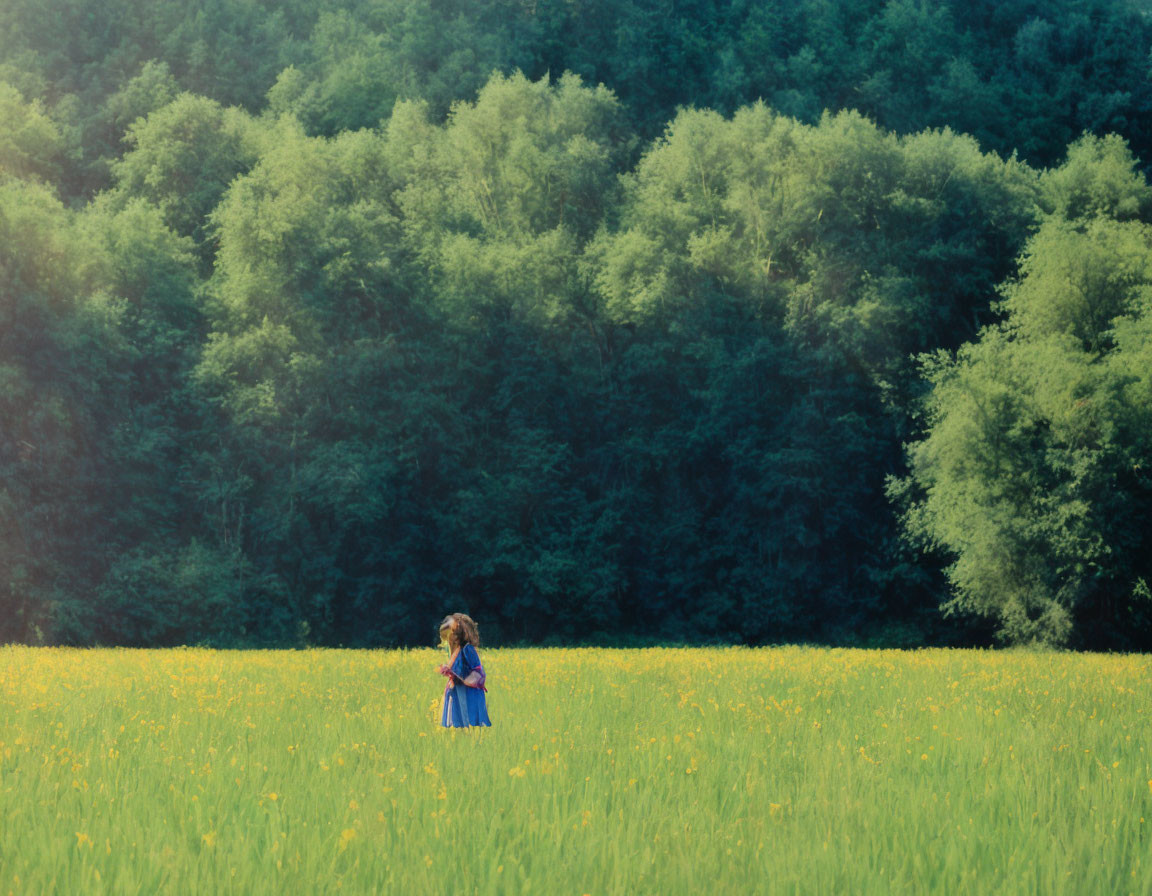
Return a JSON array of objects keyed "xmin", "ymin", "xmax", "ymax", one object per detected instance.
[
  {"xmin": 438, "ymin": 663, "xmax": 467, "ymax": 684},
  {"xmin": 460, "ymin": 646, "xmax": 486, "ymax": 688}
]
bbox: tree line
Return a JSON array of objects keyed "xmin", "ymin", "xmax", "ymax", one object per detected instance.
[{"xmin": 1, "ymin": 0, "xmax": 1151, "ymax": 648}]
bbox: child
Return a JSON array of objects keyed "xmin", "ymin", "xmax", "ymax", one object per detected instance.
[{"xmin": 437, "ymin": 613, "xmax": 491, "ymax": 728}]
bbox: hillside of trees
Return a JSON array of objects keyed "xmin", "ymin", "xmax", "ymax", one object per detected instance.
[{"xmin": 2, "ymin": 0, "xmax": 1151, "ymax": 649}]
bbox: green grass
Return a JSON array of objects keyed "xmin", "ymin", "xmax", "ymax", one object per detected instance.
[{"xmin": 1, "ymin": 646, "xmax": 1149, "ymax": 894}]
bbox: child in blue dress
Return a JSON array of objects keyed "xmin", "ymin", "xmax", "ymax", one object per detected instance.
[{"xmin": 437, "ymin": 613, "xmax": 491, "ymax": 728}]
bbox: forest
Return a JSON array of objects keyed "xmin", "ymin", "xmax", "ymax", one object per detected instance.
[{"xmin": 1, "ymin": 0, "xmax": 1151, "ymax": 649}]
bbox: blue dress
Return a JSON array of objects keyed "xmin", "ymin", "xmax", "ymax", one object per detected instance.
[{"xmin": 441, "ymin": 643, "xmax": 491, "ymax": 728}]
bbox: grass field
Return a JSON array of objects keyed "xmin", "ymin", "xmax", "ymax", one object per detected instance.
[{"xmin": 1, "ymin": 646, "xmax": 1149, "ymax": 894}]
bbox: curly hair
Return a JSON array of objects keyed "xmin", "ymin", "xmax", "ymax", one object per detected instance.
[{"xmin": 438, "ymin": 613, "xmax": 480, "ymax": 648}]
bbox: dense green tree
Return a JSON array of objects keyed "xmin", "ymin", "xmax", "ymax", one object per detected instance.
[
  {"xmin": 0, "ymin": 180, "xmax": 106, "ymax": 642},
  {"xmin": 5, "ymin": 0, "xmax": 1152, "ymax": 196},
  {"xmin": 65, "ymin": 60, "xmax": 180, "ymax": 195},
  {"xmin": 388, "ymin": 72, "xmax": 634, "ymax": 642},
  {"xmin": 0, "ymin": 82, "xmax": 66, "ymax": 185},
  {"xmin": 108, "ymin": 94, "xmax": 261, "ymax": 265},
  {"xmin": 584, "ymin": 104, "xmax": 1037, "ymax": 643},
  {"xmin": 4, "ymin": 0, "xmax": 1152, "ymax": 648},
  {"xmin": 271, "ymin": 1, "xmax": 527, "ymax": 135},
  {"xmin": 394, "ymin": 72, "xmax": 629, "ymax": 316},
  {"xmin": 188, "ymin": 73, "xmax": 634, "ymax": 644},
  {"xmin": 195, "ymin": 116, "xmax": 458, "ymax": 644},
  {"xmin": 897, "ymin": 137, "xmax": 1152, "ymax": 647}
]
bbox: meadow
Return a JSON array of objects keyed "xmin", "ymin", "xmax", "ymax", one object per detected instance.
[{"xmin": 0, "ymin": 646, "xmax": 1149, "ymax": 894}]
